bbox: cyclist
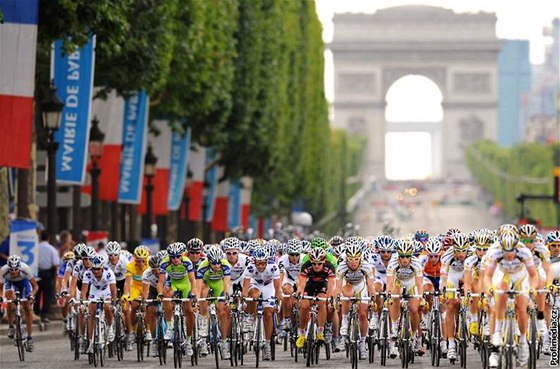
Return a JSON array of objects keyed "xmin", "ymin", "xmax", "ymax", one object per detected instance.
[
  {"xmin": 223, "ymin": 237, "xmax": 249, "ymax": 295},
  {"xmin": 463, "ymin": 230, "xmax": 491, "ymax": 336},
  {"xmin": 242, "ymin": 247, "xmax": 282, "ymax": 361},
  {"xmin": 56, "ymin": 250, "xmax": 75, "ymax": 335},
  {"xmin": 81, "ymin": 255, "xmax": 117, "ymax": 353},
  {"xmin": 439, "ymin": 232, "xmax": 470, "ymax": 361},
  {"xmin": 415, "ymin": 229, "xmax": 430, "ymax": 248},
  {"xmin": 123, "ymin": 245, "xmax": 150, "ymax": 350},
  {"xmin": 106, "ymin": 241, "xmax": 128, "ymax": 297},
  {"xmin": 484, "ymin": 232, "xmax": 538, "ymax": 368},
  {"xmin": 0, "ymin": 255, "xmax": 38, "ymax": 351},
  {"xmin": 371, "ymin": 235, "xmax": 394, "ymax": 326},
  {"xmin": 386, "ymin": 240, "xmax": 424, "ymax": 358},
  {"xmin": 295, "ymin": 247, "xmax": 336, "ymax": 350},
  {"xmin": 337, "ymin": 240, "xmax": 375, "ymax": 360},
  {"xmin": 186, "ymin": 238, "xmax": 205, "ymax": 269},
  {"xmin": 196, "ymin": 246, "xmax": 232, "ymax": 358},
  {"xmin": 70, "ymin": 245, "xmax": 96, "ymax": 353},
  {"xmin": 278, "ymin": 239, "xmax": 302, "ymax": 332},
  {"xmin": 142, "ymin": 253, "xmax": 163, "ymax": 356},
  {"xmin": 158, "ymin": 242, "xmax": 196, "ymax": 353}
]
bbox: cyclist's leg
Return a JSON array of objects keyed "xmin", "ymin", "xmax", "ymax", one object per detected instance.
[
  {"xmin": 388, "ymin": 282, "xmax": 402, "ymax": 337},
  {"xmin": 21, "ymin": 281, "xmax": 34, "ymax": 338},
  {"xmin": 260, "ymin": 283, "xmax": 276, "ymax": 340},
  {"xmin": 4, "ymin": 287, "xmax": 16, "ymax": 326},
  {"xmin": 340, "ymin": 283, "xmax": 353, "ymax": 335},
  {"xmin": 281, "ymin": 283, "xmax": 294, "ymax": 322}
]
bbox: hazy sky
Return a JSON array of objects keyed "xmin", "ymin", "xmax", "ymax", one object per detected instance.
[{"xmin": 316, "ymin": 0, "xmax": 560, "ymax": 64}]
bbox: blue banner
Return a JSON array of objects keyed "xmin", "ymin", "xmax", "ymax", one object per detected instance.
[
  {"xmin": 204, "ymin": 148, "xmax": 217, "ymax": 223},
  {"xmin": 141, "ymin": 238, "xmax": 160, "ymax": 255},
  {"xmin": 228, "ymin": 180, "xmax": 241, "ymax": 230},
  {"xmin": 167, "ymin": 128, "xmax": 191, "ymax": 211},
  {"xmin": 53, "ymin": 35, "xmax": 96, "ymax": 184},
  {"xmin": 9, "ymin": 219, "xmax": 38, "ymax": 276},
  {"xmin": 118, "ymin": 91, "xmax": 149, "ymax": 204}
]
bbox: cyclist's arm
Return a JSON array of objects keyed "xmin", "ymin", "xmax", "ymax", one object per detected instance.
[
  {"xmin": 69, "ymin": 275, "xmax": 78, "ymax": 299},
  {"xmin": 483, "ymin": 264, "xmax": 495, "ymax": 295},
  {"xmin": 188, "ymin": 270, "xmax": 196, "ymax": 297},
  {"xmin": 81, "ymin": 283, "xmax": 89, "ymax": 300},
  {"xmin": 296, "ymin": 274, "xmax": 307, "ymax": 296},
  {"xmin": 366, "ymin": 275, "xmax": 375, "ymax": 296},
  {"xmin": 415, "ymin": 274, "xmax": 423, "ymax": 296},
  {"xmin": 543, "ymin": 260, "xmax": 552, "ymax": 285},
  {"xmin": 223, "ymin": 275, "xmax": 231, "ymax": 297},
  {"xmin": 141, "ymin": 281, "xmax": 150, "ymax": 300},
  {"xmin": 386, "ymin": 274, "xmax": 395, "ymax": 293},
  {"xmin": 327, "ymin": 276, "xmax": 336, "ymax": 298},
  {"xmin": 334, "ymin": 275, "xmax": 343, "ymax": 296},
  {"xmin": 463, "ymin": 266, "xmax": 472, "ymax": 293},
  {"xmin": 123, "ymin": 274, "xmax": 132, "ymax": 298},
  {"xmin": 0, "ymin": 281, "xmax": 4, "ymax": 298},
  {"xmin": 157, "ymin": 273, "xmax": 166, "ymax": 295},
  {"xmin": 527, "ymin": 264, "xmax": 538, "ymax": 290},
  {"xmin": 242, "ymin": 277, "xmax": 251, "ymax": 296},
  {"xmin": 110, "ymin": 282, "xmax": 117, "ymax": 301},
  {"xmin": 61, "ymin": 268, "xmax": 72, "ymax": 294},
  {"xmin": 29, "ymin": 277, "xmax": 39, "ymax": 298},
  {"xmin": 274, "ymin": 277, "xmax": 282, "ymax": 302}
]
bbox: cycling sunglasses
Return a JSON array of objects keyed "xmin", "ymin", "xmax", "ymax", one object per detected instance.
[{"xmin": 399, "ymin": 254, "xmax": 412, "ymax": 259}]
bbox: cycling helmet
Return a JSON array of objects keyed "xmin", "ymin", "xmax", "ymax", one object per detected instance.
[
  {"xmin": 187, "ymin": 238, "xmax": 204, "ymax": 252},
  {"xmin": 447, "ymin": 227, "xmax": 461, "ymax": 236},
  {"xmin": 134, "ymin": 245, "xmax": 150, "ymax": 259},
  {"xmin": 376, "ymin": 235, "xmax": 394, "ymax": 252},
  {"xmin": 412, "ymin": 240, "xmax": 424, "ymax": 255},
  {"xmin": 473, "ymin": 231, "xmax": 492, "ymax": 248},
  {"xmin": 239, "ymin": 241, "xmax": 250, "ymax": 254},
  {"xmin": 311, "ymin": 237, "xmax": 329, "ymax": 250},
  {"xmin": 91, "ymin": 255, "xmax": 106, "ymax": 269},
  {"xmin": 309, "ymin": 248, "xmax": 327, "ymax": 263},
  {"xmin": 73, "ymin": 243, "xmax": 86, "ymax": 257},
  {"xmin": 498, "ymin": 224, "xmax": 518, "ymax": 236},
  {"xmin": 252, "ymin": 248, "xmax": 268, "ymax": 262},
  {"xmin": 518, "ymin": 224, "xmax": 537, "ymax": 240},
  {"xmin": 499, "ymin": 233, "xmax": 519, "ymax": 252},
  {"xmin": 452, "ymin": 233, "xmax": 470, "ymax": 253},
  {"xmin": 333, "ymin": 243, "xmax": 346, "ymax": 257},
  {"xmin": 156, "ymin": 250, "xmax": 168, "ymax": 260},
  {"xmin": 63, "ymin": 251, "xmax": 75, "ymax": 262},
  {"xmin": 414, "ymin": 229, "xmax": 429, "ymax": 242},
  {"xmin": 7, "ymin": 255, "xmax": 22, "ymax": 269},
  {"xmin": 222, "ymin": 237, "xmax": 241, "ymax": 250},
  {"xmin": 301, "ymin": 240, "xmax": 311, "ymax": 254},
  {"xmin": 206, "ymin": 246, "xmax": 224, "ymax": 263},
  {"xmin": 424, "ymin": 238, "xmax": 442, "ymax": 255},
  {"xmin": 148, "ymin": 254, "xmax": 161, "ymax": 269},
  {"xmin": 345, "ymin": 242, "xmax": 362, "ymax": 259},
  {"xmin": 287, "ymin": 239, "xmax": 302, "ymax": 254},
  {"xmin": 329, "ymin": 236, "xmax": 344, "ymax": 248},
  {"xmin": 82, "ymin": 246, "xmax": 97, "ymax": 259},
  {"xmin": 106, "ymin": 241, "xmax": 121, "ymax": 255},
  {"xmin": 396, "ymin": 240, "xmax": 414, "ymax": 256},
  {"xmin": 345, "ymin": 236, "xmax": 361, "ymax": 250},
  {"xmin": 265, "ymin": 242, "xmax": 277, "ymax": 258},
  {"xmin": 167, "ymin": 243, "xmax": 183, "ymax": 257},
  {"xmin": 546, "ymin": 230, "xmax": 560, "ymax": 244}
]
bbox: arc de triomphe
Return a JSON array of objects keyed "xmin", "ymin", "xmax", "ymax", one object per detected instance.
[{"xmin": 330, "ymin": 5, "xmax": 501, "ymax": 180}]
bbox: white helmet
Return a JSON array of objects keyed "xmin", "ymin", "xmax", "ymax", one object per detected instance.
[{"xmin": 106, "ymin": 241, "xmax": 121, "ymax": 255}]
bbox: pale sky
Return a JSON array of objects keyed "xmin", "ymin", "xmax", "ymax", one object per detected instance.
[{"xmin": 316, "ymin": 0, "xmax": 560, "ymax": 65}]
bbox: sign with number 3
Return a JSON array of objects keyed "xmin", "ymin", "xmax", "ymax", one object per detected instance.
[{"xmin": 9, "ymin": 219, "xmax": 39, "ymax": 276}]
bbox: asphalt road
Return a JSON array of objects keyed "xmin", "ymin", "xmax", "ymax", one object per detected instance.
[{"xmin": 1, "ymin": 330, "xmax": 555, "ymax": 369}]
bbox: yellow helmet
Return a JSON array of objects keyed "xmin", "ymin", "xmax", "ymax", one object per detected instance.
[
  {"xmin": 134, "ymin": 245, "xmax": 151, "ymax": 259},
  {"xmin": 63, "ymin": 251, "xmax": 75, "ymax": 262}
]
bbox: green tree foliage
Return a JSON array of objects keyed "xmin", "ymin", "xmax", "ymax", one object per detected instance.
[{"xmin": 466, "ymin": 140, "xmax": 559, "ymax": 227}]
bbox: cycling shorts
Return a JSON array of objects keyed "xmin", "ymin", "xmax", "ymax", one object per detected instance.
[
  {"xmin": 4, "ymin": 279, "xmax": 32, "ymax": 298},
  {"xmin": 165, "ymin": 277, "xmax": 192, "ymax": 299},
  {"xmin": 423, "ymin": 275, "xmax": 440, "ymax": 291},
  {"xmin": 248, "ymin": 283, "xmax": 276, "ymax": 308},
  {"xmin": 304, "ymin": 280, "xmax": 328, "ymax": 297}
]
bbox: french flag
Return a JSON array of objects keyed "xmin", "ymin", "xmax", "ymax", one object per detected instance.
[
  {"xmin": 240, "ymin": 176, "xmax": 253, "ymax": 229},
  {"xmin": 91, "ymin": 90, "xmax": 124, "ymax": 201},
  {"xmin": 138, "ymin": 120, "xmax": 171, "ymax": 216},
  {"xmin": 0, "ymin": 0, "xmax": 39, "ymax": 168},
  {"xmin": 211, "ymin": 166, "xmax": 229, "ymax": 232},
  {"xmin": 187, "ymin": 144, "xmax": 206, "ymax": 222}
]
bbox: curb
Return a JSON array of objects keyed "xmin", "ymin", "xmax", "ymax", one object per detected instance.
[{"xmin": 0, "ymin": 321, "xmax": 64, "ymax": 346}]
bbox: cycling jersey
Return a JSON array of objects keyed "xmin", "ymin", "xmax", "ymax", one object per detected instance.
[
  {"xmin": 440, "ymin": 249, "xmax": 466, "ymax": 276},
  {"xmin": 278, "ymin": 254, "xmax": 302, "ymax": 284},
  {"xmin": 126, "ymin": 259, "xmax": 148, "ymax": 299},
  {"xmin": 386, "ymin": 256, "xmax": 423, "ymax": 283},
  {"xmin": 243, "ymin": 260, "xmax": 280, "ymax": 286},
  {"xmin": 300, "ymin": 259, "xmax": 336, "ymax": 296},
  {"xmin": 196, "ymin": 258, "xmax": 232, "ymax": 297},
  {"xmin": 160, "ymin": 255, "xmax": 195, "ymax": 298},
  {"xmin": 484, "ymin": 246, "xmax": 534, "ymax": 274},
  {"xmin": 108, "ymin": 254, "xmax": 129, "ymax": 281},
  {"xmin": 142, "ymin": 268, "xmax": 160, "ymax": 289},
  {"xmin": 464, "ymin": 254, "xmax": 483, "ymax": 280},
  {"xmin": 227, "ymin": 254, "xmax": 249, "ymax": 284},
  {"xmin": 72, "ymin": 260, "xmax": 90, "ymax": 281},
  {"xmin": 58, "ymin": 261, "xmax": 69, "ymax": 278},
  {"xmin": 529, "ymin": 242, "xmax": 551, "ymax": 269},
  {"xmin": 336, "ymin": 260, "xmax": 374, "ymax": 286},
  {"xmin": 0, "ymin": 263, "xmax": 34, "ymax": 298},
  {"xmin": 83, "ymin": 267, "xmax": 116, "ymax": 300},
  {"xmin": 419, "ymin": 254, "xmax": 441, "ymax": 278}
]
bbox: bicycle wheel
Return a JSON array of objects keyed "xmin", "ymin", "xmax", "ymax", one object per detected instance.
[
  {"xmin": 351, "ymin": 315, "xmax": 359, "ymax": 369},
  {"xmin": 99, "ymin": 343, "xmax": 105, "ymax": 367},
  {"xmin": 190, "ymin": 316, "xmax": 197, "ymax": 366},
  {"xmin": 230, "ymin": 314, "xmax": 238, "ymax": 367},
  {"xmin": 528, "ymin": 313, "xmax": 537, "ymax": 369},
  {"xmin": 137, "ymin": 320, "xmax": 144, "ymax": 361},
  {"xmin": 459, "ymin": 314, "xmax": 467, "ymax": 368},
  {"xmin": 158, "ymin": 317, "xmax": 167, "ymax": 366},
  {"xmin": 306, "ymin": 315, "xmax": 315, "ymax": 367},
  {"xmin": 117, "ymin": 317, "xmax": 125, "ymax": 361},
  {"xmin": 74, "ymin": 322, "xmax": 81, "ymax": 361},
  {"xmin": 433, "ymin": 311, "xmax": 441, "ymax": 367},
  {"xmin": 174, "ymin": 315, "xmax": 183, "ymax": 368},
  {"xmin": 400, "ymin": 309, "xmax": 409, "ymax": 369},
  {"xmin": 255, "ymin": 316, "xmax": 262, "ymax": 368},
  {"xmin": 368, "ymin": 327, "xmax": 375, "ymax": 364},
  {"xmin": 15, "ymin": 314, "xmax": 25, "ymax": 362},
  {"xmin": 380, "ymin": 311, "xmax": 388, "ymax": 366},
  {"xmin": 212, "ymin": 318, "xmax": 219, "ymax": 369}
]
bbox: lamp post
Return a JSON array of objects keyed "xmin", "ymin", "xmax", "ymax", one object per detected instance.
[
  {"xmin": 89, "ymin": 116, "xmax": 105, "ymax": 231},
  {"xmin": 41, "ymin": 82, "xmax": 64, "ymax": 235},
  {"xmin": 143, "ymin": 144, "xmax": 157, "ymax": 238}
]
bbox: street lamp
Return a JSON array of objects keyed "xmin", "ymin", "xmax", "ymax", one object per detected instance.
[
  {"xmin": 143, "ymin": 144, "xmax": 158, "ymax": 238},
  {"xmin": 41, "ymin": 82, "xmax": 64, "ymax": 235},
  {"xmin": 89, "ymin": 116, "xmax": 105, "ymax": 231}
]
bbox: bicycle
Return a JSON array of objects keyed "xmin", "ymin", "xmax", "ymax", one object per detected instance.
[
  {"xmin": 135, "ymin": 299, "xmax": 148, "ymax": 361},
  {"xmin": 67, "ymin": 299, "xmax": 81, "ymax": 360},
  {"xmin": 228, "ymin": 293, "xmax": 244, "ymax": 367},
  {"xmin": 84, "ymin": 298, "xmax": 110, "ymax": 367},
  {"xmin": 283, "ymin": 293, "xmax": 300, "ymax": 362},
  {"xmin": 527, "ymin": 289, "xmax": 548, "ymax": 369},
  {"xmin": 446, "ymin": 288, "xmax": 468, "ymax": 368},
  {"xmin": 244, "ymin": 296, "xmax": 277, "ymax": 368},
  {"xmin": 7, "ymin": 291, "xmax": 30, "ymax": 361},
  {"xmin": 147, "ymin": 299, "xmax": 168, "ymax": 366},
  {"xmin": 197, "ymin": 296, "xmax": 226, "ymax": 369},
  {"xmin": 367, "ymin": 301, "xmax": 378, "ymax": 364},
  {"xmin": 338, "ymin": 296, "xmax": 371, "ymax": 369},
  {"xmin": 424, "ymin": 290, "xmax": 443, "ymax": 367},
  {"xmin": 299, "ymin": 295, "xmax": 330, "ymax": 368},
  {"xmin": 375, "ymin": 292, "xmax": 391, "ymax": 367},
  {"xmin": 108, "ymin": 298, "xmax": 126, "ymax": 361},
  {"xmin": 389, "ymin": 291, "xmax": 422, "ymax": 369},
  {"xmin": 165, "ymin": 293, "xmax": 191, "ymax": 369}
]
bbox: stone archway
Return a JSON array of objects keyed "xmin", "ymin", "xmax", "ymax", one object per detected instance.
[{"xmin": 330, "ymin": 5, "xmax": 501, "ymax": 180}]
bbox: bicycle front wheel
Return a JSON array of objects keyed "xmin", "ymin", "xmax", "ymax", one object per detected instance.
[
  {"xmin": 306, "ymin": 315, "xmax": 315, "ymax": 367},
  {"xmin": 173, "ymin": 316, "xmax": 183, "ymax": 368},
  {"xmin": 15, "ymin": 314, "xmax": 25, "ymax": 362},
  {"xmin": 212, "ymin": 318, "xmax": 220, "ymax": 369},
  {"xmin": 255, "ymin": 316, "xmax": 262, "ymax": 368},
  {"xmin": 528, "ymin": 313, "xmax": 537, "ymax": 369}
]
